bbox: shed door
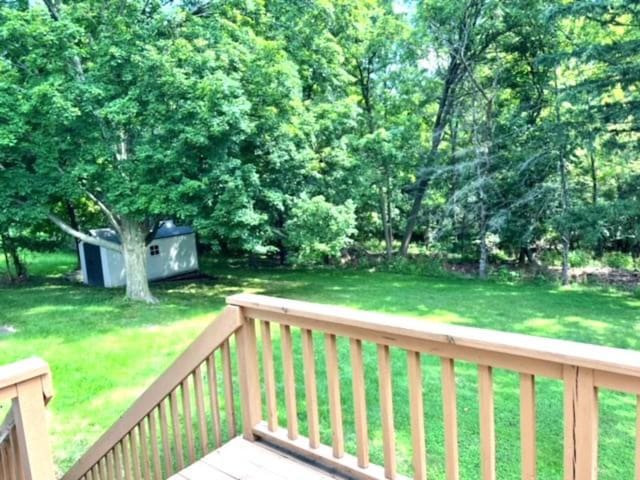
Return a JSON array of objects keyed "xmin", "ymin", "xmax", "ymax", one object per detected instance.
[{"xmin": 83, "ymin": 243, "xmax": 105, "ymax": 286}]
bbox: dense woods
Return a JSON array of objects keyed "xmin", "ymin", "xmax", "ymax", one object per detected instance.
[{"xmin": 0, "ymin": 0, "xmax": 639, "ymax": 301}]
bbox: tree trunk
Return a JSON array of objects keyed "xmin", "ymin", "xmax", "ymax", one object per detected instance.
[
  {"xmin": 120, "ymin": 218, "xmax": 157, "ymax": 304},
  {"xmin": 554, "ymin": 77, "xmax": 571, "ymax": 286},
  {"xmin": 65, "ymin": 201, "xmax": 82, "ymax": 268},
  {"xmin": 380, "ymin": 187, "xmax": 393, "ymax": 260}
]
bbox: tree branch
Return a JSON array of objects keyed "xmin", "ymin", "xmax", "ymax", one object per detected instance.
[
  {"xmin": 84, "ymin": 191, "xmax": 122, "ymax": 235},
  {"xmin": 47, "ymin": 213, "xmax": 122, "ymax": 252}
]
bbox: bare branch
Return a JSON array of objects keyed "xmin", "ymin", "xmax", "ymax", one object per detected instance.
[
  {"xmin": 47, "ymin": 213, "xmax": 122, "ymax": 252},
  {"xmin": 84, "ymin": 191, "xmax": 122, "ymax": 235}
]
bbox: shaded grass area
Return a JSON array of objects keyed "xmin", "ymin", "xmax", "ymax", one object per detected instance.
[{"xmin": 1, "ymin": 253, "xmax": 639, "ymax": 478}]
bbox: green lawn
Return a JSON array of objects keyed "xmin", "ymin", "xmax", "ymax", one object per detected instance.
[{"xmin": 1, "ymin": 252, "xmax": 639, "ymax": 478}]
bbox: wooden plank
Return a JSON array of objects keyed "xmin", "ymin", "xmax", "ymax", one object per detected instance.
[
  {"xmin": 594, "ymin": 370, "xmax": 640, "ymax": 395},
  {"xmin": 130, "ymin": 428, "xmax": 142, "ymax": 480},
  {"xmin": 0, "ymin": 358, "xmax": 51, "ymax": 400},
  {"xmin": 281, "ymin": 324, "xmax": 299, "ymax": 440},
  {"xmin": 377, "ymin": 344, "xmax": 396, "ymax": 479},
  {"xmin": 350, "ymin": 338, "xmax": 369, "ymax": 469},
  {"xmin": 236, "ymin": 314, "xmax": 261, "ymax": 441},
  {"xmin": 637, "ymin": 396, "xmax": 640, "ymax": 480},
  {"xmin": 206, "ymin": 353, "xmax": 222, "ymax": 449},
  {"xmin": 193, "ymin": 365, "xmax": 209, "ymax": 454},
  {"xmin": 148, "ymin": 411, "xmax": 162, "ymax": 480},
  {"xmin": 170, "ymin": 390, "xmax": 185, "ymax": 470},
  {"xmin": 520, "ymin": 374, "xmax": 536, "ymax": 480},
  {"xmin": 114, "ymin": 443, "xmax": 123, "ymax": 480},
  {"xmin": 181, "ymin": 377, "xmax": 196, "ymax": 464},
  {"xmin": 407, "ymin": 351, "xmax": 426, "ymax": 480},
  {"xmin": 238, "ymin": 306, "xmax": 561, "ymax": 379},
  {"xmin": 441, "ymin": 358, "xmax": 459, "ymax": 480},
  {"xmin": 62, "ymin": 307, "xmax": 243, "ymax": 480},
  {"xmin": 105, "ymin": 449, "xmax": 115, "ymax": 480},
  {"xmin": 138, "ymin": 417, "xmax": 152, "ymax": 480},
  {"xmin": 121, "ymin": 432, "xmax": 132, "ymax": 480},
  {"xmin": 252, "ymin": 423, "xmax": 412, "ymax": 480},
  {"xmin": 478, "ymin": 365, "xmax": 496, "ymax": 480},
  {"xmin": 325, "ymin": 333, "xmax": 344, "ymax": 459},
  {"xmin": 261, "ymin": 321, "xmax": 279, "ymax": 432},
  {"xmin": 230, "ymin": 294, "xmax": 640, "ymax": 379},
  {"xmin": 99, "ymin": 458, "xmax": 108, "ymax": 480},
  {"xmin": 563, "ymin": 366, "xmax": 598, "ymax": 480},
  {"xmin": 158, "ymin": 399, "xmax": 173, "ymax": 475},
  {"xmin": 302, "ymin": 329, "xmax": 320, "ymax": 449},
  {"xmin": 221, "ymin": 340, "xmax": 237, "ymax": 439},
  {"xmin": 13, "ymin": 377, "xmax": 56, "ymax": 480}
]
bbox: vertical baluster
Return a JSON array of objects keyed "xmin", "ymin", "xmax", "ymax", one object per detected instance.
[
  {"xmin": 10, "ymin": 427, "xmax": 22, "ymax": 480},
  {"xmin": 302, "ymin": 329, "xmax": 320, "ymax": 448},
  {"xmin": 563, "ymin": 366, "xmax": 598, "ymax": 480},
  {"xmin": 441, "ymin": 357, "xmax": 459, "ymax": 480},
  {"xmin": 86, "ymin": 466, "xmax": 94, "ymax": 480},
  {"xmin": 325, "ymin": 333, "xmax": 345, "ymax": 459},
  {"xmin": 378, "ymin": 344, "xmax": 397, "ymax": 479},
  {"xmin": 121, "ymin": 434, "xmax": 132, "ymax": 480},
  {"xmin": 148, "ymin": 411, "xmax": 162, "ymax": 480},
  {"xmin": 408, "ymin": 350, "xmax": 426, "ymax": 480},
  {"xmin": 114, "ymin": 443, "xmax": 123, "ymax": 480},
  {"xmin": 207, "ymin": 353, "xmax": 222, "ymax": 448},
  {"xmin": 479, "ymin": 365, "xmax": 496, "ymax": 480},
  {"xmin": 193, "ymin": 365, "xmax": 209, "ymax": 453},
  {"xmin": 158, "ymin": 399, "xmax": 172, "ymax": 475},
  {"xmin": 106, "ymin": 449, "xmax": 115, "ymax": 480},
  {"xmin": 261, "ymin": 320, "xmax": 279, "ymax": 432},
  {"xmin": 520, "ymin": 374, "xmax": 536, "ymax": 480},
  {"xmin": 130, "ymin": 428, "xmax": 142, "ymax": 480},
  {"xmin": 221, "ymin": 340, "xmax": 237, "ymax": 438},
  {"xmin": 169, "ymin": 390, "xmax": 185, "ymax": 470},
  {"xmin": 281, "ymin": 324, "xmax": 299, "ymax": 440},
  {"xmin": 237, "ymin": 315, "xmax": 261, "ymax": 441},
  {"xmin": 350, "ymin": 338, "xmax": 369, "ymax": 468},
  {"xmin": 1, "ymin": 445, "xmax": 8, "ymax": 479},
  {"xmin": 636, "ymin": 395, "xmax": 640, "ymax": 480},
  {"xmin": 138, "ymin": 415, "xmax": 152, "ymax": 480},
  {"xmin": 99, "ymin": 457, "xmax": 108, "ymax": 480},
  {"xmin": 181, "ymin": 377, "xmax": 196, "ymax": 463}
]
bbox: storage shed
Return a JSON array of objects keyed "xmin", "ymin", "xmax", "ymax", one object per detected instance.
[{"xmin": 79, "ymin": 221, "xmax": 199, "ymax": 287}]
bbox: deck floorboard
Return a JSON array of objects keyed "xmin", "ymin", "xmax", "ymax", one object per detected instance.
[{"xmin": 169, "ymin": 437, "xmax": 343, "ymax": 480}]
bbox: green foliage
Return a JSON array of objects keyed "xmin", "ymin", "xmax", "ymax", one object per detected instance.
[
  {"xmin": 286, "ymin": 195, "xmax": 356, "ymax": 264},
  {"xmin": 569, "ymin": 250, "xmax": 592, "ymax": 268},
  {"xmin": 603, "ymin": 252, "xmax": 635, "ymax": 270}
]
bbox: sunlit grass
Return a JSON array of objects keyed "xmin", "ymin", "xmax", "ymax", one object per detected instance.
[{"xmin": 1, "ymin": 252, "xmax": 639, "ymax": 478}]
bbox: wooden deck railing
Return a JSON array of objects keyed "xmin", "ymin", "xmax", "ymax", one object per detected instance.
[
  {"xmin": 62, "ymin": 294, "xmax": 640, "ymax": 480},
  {"xmin": 226, "ymin": 293, "xmax": 640, "ymax": 480},
  {"xmin": 62, "ymin": 306, "xmax": 249, "ymax": 480},
  {"xmin": 0, "ymin": 357, "xmax": 55, "ymax": 480}
]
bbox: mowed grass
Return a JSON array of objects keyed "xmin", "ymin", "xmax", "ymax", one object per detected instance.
[{"xmin": 1, "ymin": 252, "xmax": 640, "ymax": 478}]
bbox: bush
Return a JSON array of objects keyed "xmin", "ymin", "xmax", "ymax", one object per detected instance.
[
  {"xmin": 286, "ymin": 195, "xmax": 357, "ymax": 264},
  {"xmin": 569, "ymin": 250, "xmax": 592, "ymax": 268},
  {"xmin": 603, "ymin": 252, "xmax": 634, "ymax": 270}
]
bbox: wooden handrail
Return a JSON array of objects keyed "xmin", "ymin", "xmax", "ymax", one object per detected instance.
[
  {"xmin": 225, "ymin": 293, "xmax": 640, "ymax": 480},
  {"xmin": 0, "ymin": 358, "xmax": 55, "ymax": 480},
  {"xmin": 62, "ymin": 305, "xmax": 244, "ymax": 480},
  {"xmin": 227, "ymin": 293, "xmax": 640, "ymax": 380}
]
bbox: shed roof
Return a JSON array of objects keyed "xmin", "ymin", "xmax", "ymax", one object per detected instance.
[{"xmin": 90, "ymin": 221, "xmax": 194, "ymax": 245}]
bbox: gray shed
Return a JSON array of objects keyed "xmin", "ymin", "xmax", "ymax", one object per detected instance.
[{"xmin": 79, "ymin": 221, "xmax": 199, "ymax": 287}]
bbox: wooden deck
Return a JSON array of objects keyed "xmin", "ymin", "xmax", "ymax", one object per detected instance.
[{"xmin": 168, "ymin": 437, "xmax": 343, "ymax": 480}]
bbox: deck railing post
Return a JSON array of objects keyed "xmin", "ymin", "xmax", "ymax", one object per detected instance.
[
  {"xmin": 13, "ymin": 377, "xmax": 56, "ymax": 480},
  {"xmin": 235, "ymin": 306, "xmax": 262, "ymax": 441},
  {"xmin": 563, "ymin": 365, "xmax": 598, "ymax": 480}
]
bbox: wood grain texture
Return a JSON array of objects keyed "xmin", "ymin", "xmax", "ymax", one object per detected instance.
[
  {"xmin": 441, "ymin": 358, "xmax": 459, "ymax": 480},
  {"xmin": 324, "ymin": 333, "xmax": 344, "ymax": 459},
  {"xmin": 377, "ymin": 344, "xmax": 396, "ymax": 479},
  {"xmin": 350, "ymin": 338, "xmax": 369, "ymax": 469},
  {"xmin": 261, "ymin": 321, "xmax": 278, "ymax": 432},
  {"xmin": 281, "ymin": 324, "xmax": 299, "ymax": 440},
  {"xmin": 478, "ymin": 365, "xmax": 496, "ymax": 480},
  {"xmin": 520, "ymin": 374, "xmax": 536, "ymax": 480},
  {"xmin": 302, "ymin": 329, "xmax": 320, "ymax": 449},
  {"xmin": 407, "ymin": 351, "xmax": 426, "ymax": 480}
]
